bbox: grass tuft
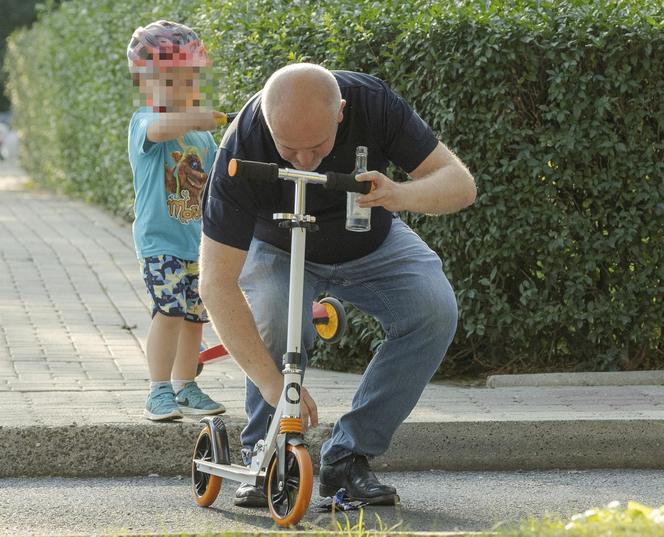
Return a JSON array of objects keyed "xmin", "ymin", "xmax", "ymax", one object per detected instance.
[{"xmin": 501, "ymin": 500, "xmax": 664, "ymax": 537}]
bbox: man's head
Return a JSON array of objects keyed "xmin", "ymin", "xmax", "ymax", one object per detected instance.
[
  {"xmin": 127, "ymin": 20, "xmax": 211, "ymax": 112},
  {"xmin": 262, "ymin": 63, "xmax": 345, "ymax": 171}
]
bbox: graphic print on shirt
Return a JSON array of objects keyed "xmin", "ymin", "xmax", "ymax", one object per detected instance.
[{"xmin": 164, "ymin": 146, "xmax": 208, "ymax": 224}]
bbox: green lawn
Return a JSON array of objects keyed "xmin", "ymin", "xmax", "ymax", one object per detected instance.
[{"xmin": 110, "ymin": 501, "xmax": 664, "ymax": 537}]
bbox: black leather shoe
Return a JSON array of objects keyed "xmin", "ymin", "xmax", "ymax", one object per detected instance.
[
  {"xmin": 234, "ymin": 482, "xmax": 268, "ymax": 508},
  {"xmin": 319, "ymin": 454, "xmax": 399, "ymax": 505}
]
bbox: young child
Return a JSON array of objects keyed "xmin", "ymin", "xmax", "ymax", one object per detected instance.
[{"xmin": 127, "ymin": 20, "xmax": 225, "ymax": 421}]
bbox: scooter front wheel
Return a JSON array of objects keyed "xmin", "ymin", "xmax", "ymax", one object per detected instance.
[
  {"xmin": 191, "ymin": 426, "xmax": 222, "ymax": 507},
  {"xmin": 266, "ymin": 444, "xmax": 313, "ymax": 527}
]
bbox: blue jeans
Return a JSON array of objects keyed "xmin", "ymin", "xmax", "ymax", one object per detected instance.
[{"xmin": 238, "ymin": 217, "xmax": 458, "ymax": 465}]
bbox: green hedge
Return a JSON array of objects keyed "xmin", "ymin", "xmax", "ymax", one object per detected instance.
[{"xmin": 5, "ymin": 0, "xmax": 663, "ymax": 375}]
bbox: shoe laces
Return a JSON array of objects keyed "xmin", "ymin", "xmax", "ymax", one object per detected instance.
[
  {"xmin": 179, "ymin": 382, "xmax": 212, "ymax": 404},
  {"xmin": 351, "ymin": 454, "xmax": 370, "ymax": 468}
]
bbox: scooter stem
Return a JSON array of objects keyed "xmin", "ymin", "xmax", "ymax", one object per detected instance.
[{"xmin": 286, "ymin": 179, "xmax": 306, "ymax": 358}]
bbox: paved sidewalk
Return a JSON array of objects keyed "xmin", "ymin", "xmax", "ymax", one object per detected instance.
[{"xmin": 1, "ymin": 162, "xmax": 663, "ymax": 477}]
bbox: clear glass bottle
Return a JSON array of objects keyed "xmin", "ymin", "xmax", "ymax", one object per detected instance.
[{"xmin": 345, "ymin": 146, "xmax": 371, "ymax": 232}]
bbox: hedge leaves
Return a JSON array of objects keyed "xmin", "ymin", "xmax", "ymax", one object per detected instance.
[{"xmin": 5, "ymin": 0, "xmax": 662, "ymax": 374}]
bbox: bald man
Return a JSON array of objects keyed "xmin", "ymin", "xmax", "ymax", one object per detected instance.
[{"xmin": 201, "ymin": 63, "xmax": 476, "ymax": 507}]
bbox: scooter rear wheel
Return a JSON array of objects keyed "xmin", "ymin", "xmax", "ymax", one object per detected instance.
[
  {"xmin": 266, "ymin": 444, "xmax": 313, "ymax": 527},
  {"xmin": 191, "ymin": 426, "xmax": 222, "ymax": 507}
]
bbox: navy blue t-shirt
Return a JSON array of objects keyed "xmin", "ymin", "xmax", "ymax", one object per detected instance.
[{"xmin": 202, "ymin": 71, "xmax": 438, "ymax": 263}]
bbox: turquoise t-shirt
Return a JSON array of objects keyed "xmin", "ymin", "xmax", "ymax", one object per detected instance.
[{"xmin": 128, "ymin": 108, "xmax": 217, "ymax": 260}]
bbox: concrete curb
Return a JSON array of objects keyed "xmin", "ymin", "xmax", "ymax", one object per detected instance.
[
  {"xmin": 3, "ymin": 418, "xmax": 664, "ymax": 477},
  {"xmin": 486, "ymin": 371, "xmax": 664, "ymax": 388}
]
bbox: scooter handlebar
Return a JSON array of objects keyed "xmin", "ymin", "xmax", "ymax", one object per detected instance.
[
  {"xmin": 324, "ymin": 171, "xmax": 371, "ymax": 194},
  {"xmin": 228, "ymin": 158, "xmax": 371, "ymax": 194},
  {"xmin": 228, "ymin": 158, "xmax": 279, "ymax": 183}
]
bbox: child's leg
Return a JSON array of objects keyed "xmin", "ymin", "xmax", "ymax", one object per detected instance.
[
  {"xmin": 140, "ymin": 255, "xmax": 191, "ymax": 421},
  {"xmin": 146, "ymin": 312, "xmax": 184, "ymax": 380},
  {"xmin": 143, "ymin": 311, "xmax": 184, "ymax": 421},
  {"xmin": 172, "ymin": 262, "xmax": 224, "ymax": 415},
  {"xmin": 173, "ymin": 322, "xmax": 224, "ymax": 414},
  {"xmin": 171, "ymin": 319, "xmax": 202, "ymax": 380}
]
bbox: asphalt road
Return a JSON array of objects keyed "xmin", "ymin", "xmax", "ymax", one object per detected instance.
[{"xmin": 1, "ymin": 470, "xmax": 663, "ymax": 536}]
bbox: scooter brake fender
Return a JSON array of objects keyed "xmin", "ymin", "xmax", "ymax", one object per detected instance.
[{"xmin": 199, "ymin": 416, "xmax": 231, "ymax": 465}]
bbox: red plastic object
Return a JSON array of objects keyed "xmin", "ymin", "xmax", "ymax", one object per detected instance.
[
  {"xmin": 198, "ymin": 344, "xmax": 230, "ymax": 366},
  {"xmin": 312, "ymin": 301, "xmax": 329, "ymax": 320}
]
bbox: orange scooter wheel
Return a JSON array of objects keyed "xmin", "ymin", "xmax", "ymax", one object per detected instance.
[
  {"xmin": 266, "ymin": 444, "xmax": 313, "ymax": 527},
  {"xmin": 191, "ymin": 426, "xmax": 222, "ymax": 507}
]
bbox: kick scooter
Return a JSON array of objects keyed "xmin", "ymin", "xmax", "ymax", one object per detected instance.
[{"xmin": 190, "ymin": 154, "xmax": 370, "ymax": 527}]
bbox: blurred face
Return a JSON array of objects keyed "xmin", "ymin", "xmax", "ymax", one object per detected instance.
[
  {"xmin": 140, "ymin": 67, "xmax": 201, "ymax": 111},
  {"xmin": 270, "ymin": 101, "xmax": 345, "ymax": 171}
]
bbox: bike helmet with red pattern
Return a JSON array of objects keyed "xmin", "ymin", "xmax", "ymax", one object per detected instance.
[{"xmin": 127, "ymin": 20, "xmax": 211, "ymax": 74}]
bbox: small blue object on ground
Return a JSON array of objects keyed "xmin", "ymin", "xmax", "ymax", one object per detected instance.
[{"xmin": 317, "ymin": 488, "xmax": 367, "ymax": 512}]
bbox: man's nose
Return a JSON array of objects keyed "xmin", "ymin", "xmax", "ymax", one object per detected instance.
[{"xmin": 295, "ymin": 151, "xmax": 316, "ymax": 171}]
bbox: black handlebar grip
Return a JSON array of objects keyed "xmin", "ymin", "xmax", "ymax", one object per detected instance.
[
  {"xmin": 325, "ymin": 172, "xmax": 371, "ymax": 194},
  {"xmin": 228, "ymin": 159, "xmax": 279, "ymax": 183}
]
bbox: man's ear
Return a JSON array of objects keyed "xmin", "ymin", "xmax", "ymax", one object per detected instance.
[{"xmin": 337, "ymin": 99, "xmax": 346, "ymax": 124}]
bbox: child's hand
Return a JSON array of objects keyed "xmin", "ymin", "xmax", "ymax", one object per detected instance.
[
  {"xmin": 189, "ymin": 109, "xmax": 223, "ymax": 131},
  {"xmin": 213, "ymin": 111, "xmax": 230, "ymax": 127}
]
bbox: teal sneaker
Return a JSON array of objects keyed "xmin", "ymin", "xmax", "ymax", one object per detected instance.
[
  {"xmin": 144, "ymin": 384, "xmax": 183, "ymax": 421},
  {"xmin": 175, "ymin": 382, "xmax": 225, "ymax": 415}
]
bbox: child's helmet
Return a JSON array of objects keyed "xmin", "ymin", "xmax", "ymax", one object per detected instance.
[{"xmin": 127, "ymin": 20, "xmax": 211, "ymax": 74}]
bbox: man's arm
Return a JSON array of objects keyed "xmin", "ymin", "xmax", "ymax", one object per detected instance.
[
  {"xmin": 357, "ymin": 141, "xmax": 476, "ymax": 215},
  {"xmin": 147, "ymin": 110, "xmax": 226, "ymax": 143},
  {"xmin": 199, "ymin": 234, "xmax": 318, "ymax": 427}
]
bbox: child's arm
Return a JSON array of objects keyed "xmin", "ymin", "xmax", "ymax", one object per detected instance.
[{"xmin": 147, "ymin": 109, "xmax": 226, "ymax": 143}]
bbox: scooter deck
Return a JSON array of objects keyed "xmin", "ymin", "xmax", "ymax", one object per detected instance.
[{"xmin": 193, "ymin": 459, "xmax": 262, "ymax": 486}]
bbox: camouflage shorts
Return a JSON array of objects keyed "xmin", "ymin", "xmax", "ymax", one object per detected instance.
[{"xmin": 141, "ymin": 255, "xmax": 208, "ymax": 323}]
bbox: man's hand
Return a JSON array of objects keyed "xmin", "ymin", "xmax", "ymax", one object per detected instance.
[
  {"xmin": 259, "ymin": 381, "xmax": 319, "ymax": 432},
  {"xmin": 353, "ymin": 143, "xmax": 476, "ymax": 215},
  {"xmin": 300, "ymin": 386, "xmax": 319, "ymax": 431},
  {"xmin": 355, "ymin": 171, "xmax": 408, "ymax": 212}
]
